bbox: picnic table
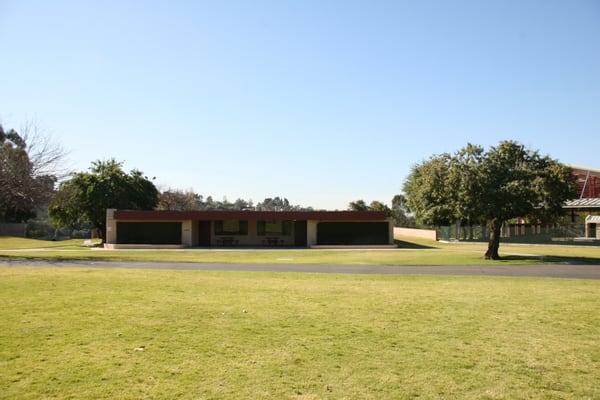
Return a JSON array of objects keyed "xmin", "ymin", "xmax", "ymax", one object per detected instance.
[
  {"xmin": 263, "ymin": 237, "xmax": 283, "ymax": 246},
  {"xmin": 216, "ymin": 237, "xmax": 239, "ymax": 246}
]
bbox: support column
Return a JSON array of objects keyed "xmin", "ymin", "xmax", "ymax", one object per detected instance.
[
  {"xmin": 105, "ymin": 209, "xmax": 117, "ymax": 244},
  {"xmin": 585, "ymin": 222, "xmax": 590, "ymax": 238},
  {"xmin": 182, "ymin": 220, "xmax": 192, "ymax": 247},
  {"xmin": 307, "ymin": 220, "xmax": 318, "ymax": 247}
]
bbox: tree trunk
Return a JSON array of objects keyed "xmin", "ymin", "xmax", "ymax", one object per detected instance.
[
  {"xmin": 485, "ymin": 219, "xmax": 502, "ymax": 260},
  {"xmin": 96, "ymin": 224, "xmax": 106, "ymax": 244}
]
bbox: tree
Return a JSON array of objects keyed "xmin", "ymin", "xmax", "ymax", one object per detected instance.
[
  {"xmin": 19, "ymin": 120, "xmax": 70, "ymax": 180},
  {"xmin": 0, "ymin": 124, "xmax": 59, "ymax": 222},
  {"xmin": 348, "ymin": 199, "xmax": 369, "ymax": 211},
  {"xmin": 404, "ymin": 141, "xmax": 576, "ymax": 259},
  {"xmin": 256, "ymin": 197, "xmax": 311, "ymax": 211},
  {"xmin": 157, "ymin": 189, "xmax": 202, "ymax": 211},
  {"xmin": 233, "ymin": 198, "xmax": 253, "ymax": 210},
  {"xmin": 391, "ymin": 194, "xmax": 415, "ymax": 227},
  {"xmin": 348, "ymin": 197, "xmax": 415, "ymax": 227},
  {"xmin": 158, "ymin": 189, "xmax": 307, "ymax": 211},
  {"xmin": 367, "ymin": 200, "xmax": 390, "ymax": 214},
  {"xmin": 48, "ymin": 159, "xmax": 158, "ymax": 241}
]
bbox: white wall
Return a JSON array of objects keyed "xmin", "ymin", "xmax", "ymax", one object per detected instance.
[
  {"xmin": 182, "ymin": 220, "xmax": 193, "ymax": 246},
  {"xmin": 393, "ymin": 227, "xmax": 437, "ymax": 241}
]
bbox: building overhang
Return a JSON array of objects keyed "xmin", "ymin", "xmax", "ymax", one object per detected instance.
[
  {"xmin": 113, "ymin": 210, "xmax": 389, "ymax": 222},
  {"xmin": 564, "ymin": 198, "xmax": 600, "ymax": 209}
]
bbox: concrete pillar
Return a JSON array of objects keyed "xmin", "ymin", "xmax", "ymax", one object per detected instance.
[
  {"xmin": 387, "ymin": 219, "xmax": 394, "ymax": 244},
  {"xmin": 307, "ymin": 220, "xmax": 318, "ymax": 247},
  {"xmin": 105, "ymin": 209, "xmax": 117, "ymax": 244},
  {"xmin": 585, "ymin": 222, "xmax": 590, "ymax": 238},
  {"xmin": 182, "ymin": 220, "xmax": 192, "ymax": 247}
]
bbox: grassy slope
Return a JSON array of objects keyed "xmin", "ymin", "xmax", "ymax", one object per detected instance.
[
  {"xmin": 1, "ymin": 267, "xmax": 599, "ymax": 399},
  {"xmin": 1, "ymin": 236, "xmax": 599, "ymax": 265}
]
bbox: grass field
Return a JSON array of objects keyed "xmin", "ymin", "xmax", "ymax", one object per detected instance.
[
  {"xmin": 0, "ymin": 237, "xmax": 95, "ymax": 249},
  {"xmin": 1, "ymin": 267, "xmax": 599, "ymax": 399},
  {"xmin": 1, "ymin": 236, "xmax": 600, "ymax": 265}
]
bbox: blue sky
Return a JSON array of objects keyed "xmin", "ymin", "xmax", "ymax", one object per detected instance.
[{"xmin": 1, "ymin": 1, "xmax": 599, "ymax": 209}]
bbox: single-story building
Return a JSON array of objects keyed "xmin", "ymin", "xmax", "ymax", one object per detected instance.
[
  {"xmin": 104, "ymin": 209, "xmax": 394, "ymax": 249},
  {"xmin": 585, "ymin": 215, "xmax": 600, "ymax": 239}
]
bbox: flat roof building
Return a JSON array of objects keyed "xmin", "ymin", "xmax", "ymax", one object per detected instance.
[{"xmin": 105, "ymin": 209, "xmax": 394, "ymax": 249}]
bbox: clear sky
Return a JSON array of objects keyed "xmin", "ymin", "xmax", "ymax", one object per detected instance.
[{"xmin": 1, "ymin": 1, "xmax": 599, "ymax": 209}]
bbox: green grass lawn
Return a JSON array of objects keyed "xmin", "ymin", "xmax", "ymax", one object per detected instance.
[
  {"xmin": 1, "ymin": 267, "xmax": 599, "ymax": 399},
  {"xmin": 1, "ymin": 236, "xmax": 599, "ymax": 265},
  {"xmin": 0, "ymin": 237, "xmax": 96, "ymax": 249}
]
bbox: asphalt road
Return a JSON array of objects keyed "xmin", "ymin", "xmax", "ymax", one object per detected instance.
[{"xmin": 2, "ymin": 259, "xmax": 600, "ymax": 279}]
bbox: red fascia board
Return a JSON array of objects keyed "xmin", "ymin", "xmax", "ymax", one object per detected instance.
[{"xmin": 113, "ymin": 210, "xmax": 388, "ymax": 221}]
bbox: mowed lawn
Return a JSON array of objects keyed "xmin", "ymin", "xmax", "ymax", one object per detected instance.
[
  {"xmin": 1, "ymin": 267, "xmax": 599, "ymax": 399},
  {"xmin": 1, "ymin": 236, "xmax": 600, "ymax": 265}
]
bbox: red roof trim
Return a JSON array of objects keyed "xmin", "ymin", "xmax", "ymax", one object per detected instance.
[{"xmin": 113, "ymin": 210, "xmax": 388, "ymax": 221}]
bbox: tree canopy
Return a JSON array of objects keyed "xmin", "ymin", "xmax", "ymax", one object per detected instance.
[
  {"xmin": 348, "ymin": 196, "xmax": 414, "ymax": 227},
  {"xmin": 157, "ymin": 190, "xmax": 312, "ymax": 212},
  {"xmin": 49, "ymin": 160, "xmax": 159, "ymax": 240},
  {"xmin": 404, "ymin": 141, "xmax": 576, "ymax": 259}
]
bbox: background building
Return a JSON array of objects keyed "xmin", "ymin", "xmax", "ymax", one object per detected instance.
[{"xmin": 565, "ymin": 165, "xmax": 600, "ymax": 239}]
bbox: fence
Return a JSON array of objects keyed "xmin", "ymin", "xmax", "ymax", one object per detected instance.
[{"xmin": 437, "ymin": 223, "xmax": 593, "ymax": 245}]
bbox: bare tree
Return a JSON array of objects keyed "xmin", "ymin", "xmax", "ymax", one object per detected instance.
[
  {"xmin": 20, "ymin": 119, "xmax": 71, "ymax": 180},
  {"xmin": 0, "ymin": 120, "xmax": 70, "ymax": 222}
]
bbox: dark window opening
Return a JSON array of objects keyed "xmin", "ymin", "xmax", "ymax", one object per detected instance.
[
  {"xmin": 117, "ymin": 222, "xmax": 182, "ymax": 245},
  {"xmin": 214, "ymin": 220, "xmax": 248, "ymax": 235},
  {"xmin": 257, "ymin": 220, "xmax": 292, "ymax": 236},
  {"xmin": 317, "ymin": 222, "xmax": 389, "ymax": 245}
]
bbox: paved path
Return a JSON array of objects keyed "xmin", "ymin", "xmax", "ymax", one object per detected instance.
[{"xmin": 2, "ymin": 260, "xmax": 600, "ymax": 279}]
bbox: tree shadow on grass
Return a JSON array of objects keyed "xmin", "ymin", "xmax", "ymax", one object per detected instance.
[
  {"xmin": 394, "ymin": 239, "xmax": 439, "ymax": 249},
  {"xmin": 499, "ymin": 254, "xmax": 600, "ymax": 265}
]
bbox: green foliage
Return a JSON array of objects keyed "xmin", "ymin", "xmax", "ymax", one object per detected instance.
[
  {"xmin": 404, "ymin": 141, "xmax": 577, "ymax": 258},
  {"xmin": 349, "ymin": 196, "xmax": 415, "ymax": 227},
  {"xmin": 157, "ymin": 191, "xmax": 312, "ymax": 212},
  {"xmin": 255, "ymin": 196, "xmax": 312, "ymax": 211},
  {"xmin": 391, "ymin": 194, "xmax": 415, "ymax": 227},
  {"xmin": 48, "ymin": 159, "xmax": 158, "ymax": 240},
  {"xmin": 403, "ymin": 154, "xmax": 455, "ymax": 226},
  {"xmin": 348, "ymin": 199, "xmax": 369, "ymax": 211},
  {"xmin": 480, "ymin": 142, "xmax": 576, "ymax": 223}
]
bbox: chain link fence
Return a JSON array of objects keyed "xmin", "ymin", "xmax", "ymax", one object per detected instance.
[{"xmin": 438, "ymin": 223, "xmax": 592, "ymax": 245}]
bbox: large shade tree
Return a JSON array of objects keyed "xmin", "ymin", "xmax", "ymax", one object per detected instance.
[
  {"xmin": 404, "ymin": 141, "xmax": 576, "ymax": 259},
  {"xmin": 49, "ymin": 160, "xmax": 158, "ymax": 241}
]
